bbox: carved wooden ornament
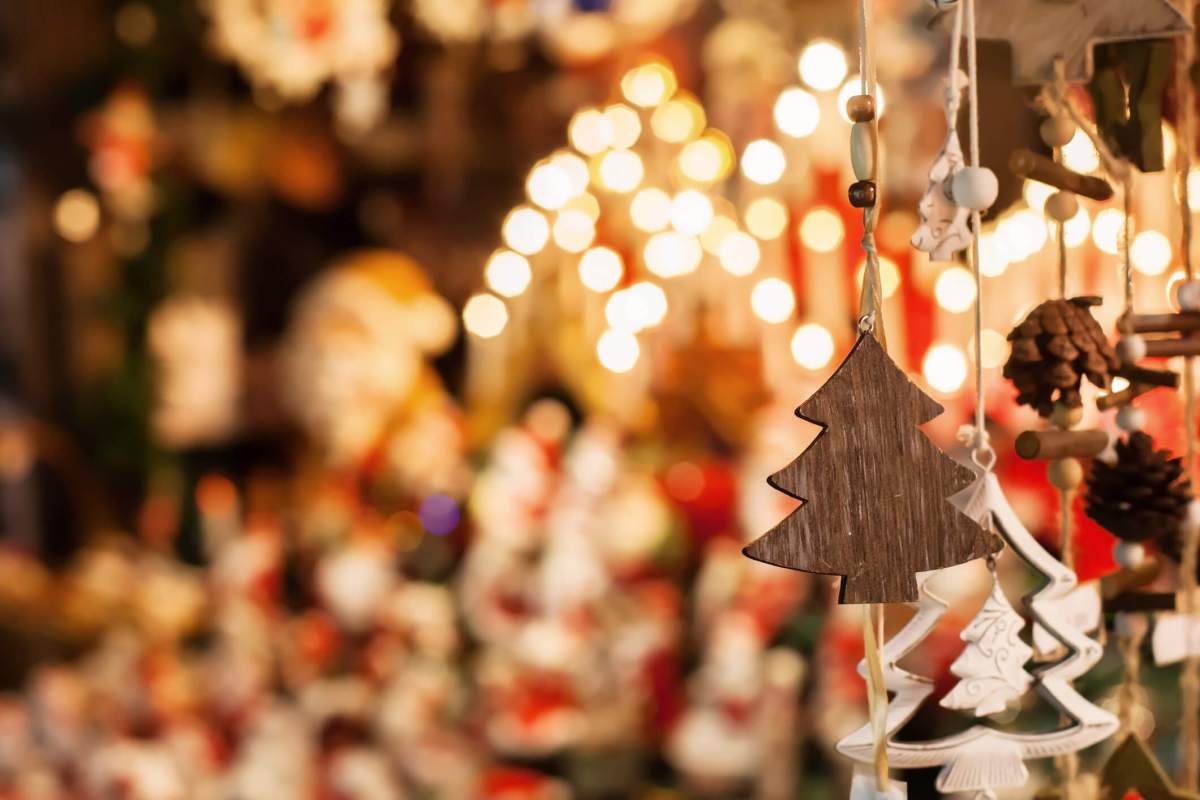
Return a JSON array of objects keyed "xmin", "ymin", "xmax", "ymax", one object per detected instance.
[
  {"xmin": 1101, "ymin": 735, "xmax": 1200, "ymax": 800},
  {"xmin": 837, "ymin": 473, "xmax": 1118, "ymax": 795},
  {"xmin": 971, "ymin": 0, "xmax": 1190, "ymax": 86},
  {"xmin": 743, "ymin": 334, "xmax": 999, "ymax": 604}
]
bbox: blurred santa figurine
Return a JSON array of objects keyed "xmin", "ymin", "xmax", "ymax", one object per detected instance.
[{"xmin": 282, "ymin": 250, "xmax": 469, "ymax": 503}]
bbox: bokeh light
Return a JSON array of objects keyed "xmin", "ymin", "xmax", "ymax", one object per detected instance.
[
  {"xmin": 1132, "ymin": 230, "xmax": 1172, "ymax": 276},
  {"xmin": 799, "ymin": 207, "xmax": 844, "ymax": 252},
  {"xmin": 750, "ymin": 277, "xmax": 796, "ymax": 323},
  {"xmin": 598, "ymin": 149, "xmax": 644, "ymax": 193},
  {"xmin": 798, "ymin": 40, "xmax": 848, "ymax": 91},
  {"xmin": 502, "ymin": 206, "xmax": 550, "ymax": 255},
  {"xmin": 484, "ymin": 250, "xmax": 532, "ymax": 298},
  {"xmin": 645, "ymin": 231, "xmax": 702, "ymax": 278},
  {"xmin": 578, "ymin": 247, "xmax": 623, "ymax": 292},
  {"xmin": 670, "ymin": 190, "xmax": 714, "ymax": 235},
  {"xmin": 54, "ymin": 189, "xmax": 101, "ymax": 242},
  {"xmin": 791, "ymin": 323, "xmax": 835, "ymax": 369},
  {"xmin": 935, "ymin": 266, "xmax": 977, "ymax": 313},
  {"xmin": 744, "ymin": 198, "xmax": 789, "ymax": 240},
  {"xmin": 718, "ymin": 231, "xmax": 761, "ymax": 276},
  {"xmin": 552, "ymin": 209, "xmax": 596, "ymax": 253},
  {"xmin": 462, "ymin": 293, "xmax": 509, "ymax": 338},
  {"xmin": 604, "ymin": 104, "xmax": 642, "ymax": 149},
  {"xmin": 741, "ymin": 140, "xmax": 787, "ymax": 185},
  {"xmin": 568, "ymin": 108, "xmax": 612, "ymax": 155},
  {"xmin": 621, "ymin": 63, "xmax": 677, "ymax": 108},
  {"xmin": 923, "ymin": 343, "xmax": 967, "ymax": 394},
  {"xmin": 631, "ymin": 187, "xmax": 673, "ymax": 232},
  {"xmin": 774, "ymin": 87, "xmax": 820, "ymax": 138},
  {"xmin": 597, "ymin": 329, "xmax": 641, "ymax": 373}
]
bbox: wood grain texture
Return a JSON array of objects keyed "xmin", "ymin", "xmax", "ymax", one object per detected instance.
[
  {"xmin": 972, "ymin": 0, "xmax": 1190, "ymax": 85},
  {"xmin": 743, "ymin": 334, "xmax": 999, "ymax": 604},
  {"xmin": 1102, "ymin": 735, "xmax": 1200, "ymax": 800}
]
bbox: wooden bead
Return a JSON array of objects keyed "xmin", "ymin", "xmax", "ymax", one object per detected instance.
[
  {"xmin": 846, "ymin": 95, "xmax": 875, "ymax": 122},
  {"xmin": 848, "ymin": 180, "xmax": 876, "ymax": 208},
  {"xmin": 850, "ymin": 122, "xmax": 877, "ymax": 181},
  {"xmin": 1045, "ymin": 191, "xmax": 1079, "ymax": 223},
  {"xmin": 1048, "ymin": 457, "xmax": 1084, "ymax": 490},
  {"xmin": 949, "ymin": 167, "xmax": 998, "ymax": 211},
  {"xmin": 1039, "ymin": 116, "xmax": 1076, "ymax": 149},
  {"xmin": 1116, "ymin": 405, "xmax": 1146, "ymax": 432},
  {"xmin": 1049, "ymin": 402, "xmax": 1084, "ymax": 430},
  {"xmin": 1115, "ymin": 335, "xmax": 1147, "ymax": 364},
  {"xmin": 1178, "ymin": 281, "xmax": 1200, "ymax": 311},
  {"xmin": 1113, "ymin": 541, "xmax": 1145, "ymax": 568}
]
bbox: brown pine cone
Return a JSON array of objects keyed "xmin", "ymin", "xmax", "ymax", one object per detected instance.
[
  {"xmin": 1003, "ymin": 297, "xmax": 1120, "ymax": 418},
  {"xmin": 1085, "ymin": 432, "xmax": 1191, "ymax": 543}
]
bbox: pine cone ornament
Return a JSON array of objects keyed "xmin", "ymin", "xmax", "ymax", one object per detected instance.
[
  {"xmin": 1003, "ymin": 296, "xmax": 1119, "ymax": 418},
  {"xmin": 1085, "ymin": 432, "xmax": 1191, "ymax": 543}
]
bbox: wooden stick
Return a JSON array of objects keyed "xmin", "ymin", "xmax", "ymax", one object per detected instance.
[
  {"xmin": 1106, "ymin": 592, "xmax": 1176, "ymax": 612},
  {"xmin": 1015, "ymin": 429, "xmax": 1110, "ymax": 460},
  {"xmin": 1129, "ymin": 312, "xmax": 1200, "ymax": 334},
  {"xmin": 1100, "ymin": 556, "xmax": 1162, "ymax": 600},
  {"xmin": 1115, "ymin": 364, "xmax": 1181, "ymax": 388},
  {"xmin": 1144, "ymin": 337, "xmax": 1200, "ymax": 358},
  {"xmin": 1009, "ymin": 148, "xmax": 1115, "ymax": 201},
  {"xmin": 1097, "ymin": 383, "xmax": 1156, "ymax": 411}
]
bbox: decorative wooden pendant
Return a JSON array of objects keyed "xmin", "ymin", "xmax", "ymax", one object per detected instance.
[
  {"xmin": 743, "ymin": 334, "xmax": 1000, "ymax": 604},
  {"xmin": 837, "ymin": 473, "xmax": 1118, "ymax": 796},
  {"xmin": 971, "ymin": 0, "xmax": 1190, "ymax": 86},
  {"xmin": 1101, "ymin": 735, "xmax": 1200, "ymax": 800}
]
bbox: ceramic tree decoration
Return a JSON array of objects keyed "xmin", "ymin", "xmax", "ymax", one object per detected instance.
[
  {"xmin": 742, "ymin": 334, "xmax": 1000, "ymax": 604},
  {"xmin": 940, "ymin": 578, "xmax": 1033, "ymax": 717},
  {"xmin": 971, "ymin": 0, "xmax": 1190, "ymax": 86},
  {"xmin": 912, "ymin": 70, "xmax": 972, "ymax": 262},
  {"xmin": 837, "ymin": 473, "xmax": 1118, "ymax": 798}
]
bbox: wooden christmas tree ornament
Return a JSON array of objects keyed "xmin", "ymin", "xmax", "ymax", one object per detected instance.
[
  {"xmin": 971, "ymin": 0, "xmax": 1190, "ymax": 86},
  {"xmin": 743, "ymin": 333, "xmax": 1000, "ymax": 604}
]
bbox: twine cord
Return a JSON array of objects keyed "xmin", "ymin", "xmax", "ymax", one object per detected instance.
[
  {"xmin": 856, "ymin": 0, "xmax": 889, "ymax": 790},
  {"xmin": 1176, "ymin": 1, "xmax": 1200, "ymax": 787}
]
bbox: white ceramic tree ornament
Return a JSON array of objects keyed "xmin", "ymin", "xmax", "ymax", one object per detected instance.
[
  {"xmin": 837, "ymin": 473, "xmax": 1118, "ymax": 799},
  {"xmin": 940, "ymin": 576, "xmax": 1033, "ymax": 717},
  {"xmin": 911, "ymin": 70, "xmax": 973, "ymax": 262}
]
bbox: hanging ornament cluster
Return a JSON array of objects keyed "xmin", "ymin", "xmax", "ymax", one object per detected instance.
[{"xmin": 205, "ymin": 0, "xmax": 398, "ymax": 136}]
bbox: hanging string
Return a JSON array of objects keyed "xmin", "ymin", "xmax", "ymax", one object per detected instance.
[
  {"xmin": 856, "ymin": 0, "xmax": 885, "ymax": 349},
  {"xmin": 959, "ymin": 0, "xmax": 993, "ymax": 472},
  {"xmin": 1116, "ymin": 615, "xmax": 1148, "ymax": 734},
  {"xmin": 1176, "ymin": 1, "xmax": 1200, "ymax": 788},
  {"xmin": 854, "ymin": 0, "xmax": 890, "ymax": 790}
]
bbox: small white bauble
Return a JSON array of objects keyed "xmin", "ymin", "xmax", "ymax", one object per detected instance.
[
  {"xmin": 1045, "ymin": 191, "xmax": 1079, "ymax": 223},
  {"xmin": 1112, "ymin": 541, "xmax": 1145, "ymax": 568},
  {"xmin": 1116, "ymin": 405, "xmax": 1146, "ymax": 432},
  {"xmin": 1177, "ymin": 280, "xmax": 1200, "ymax": 312},
  {"xmin": 1115, "ymin": 335, "xmax": 1147, "ymax": 365},
  {"xmin": 1039, "ymin": 116, "xmax": 1076, "ymax": 149},
  {"xmin": 950, "ymin": 167, "xmax": 999, "ymax": 211}
]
